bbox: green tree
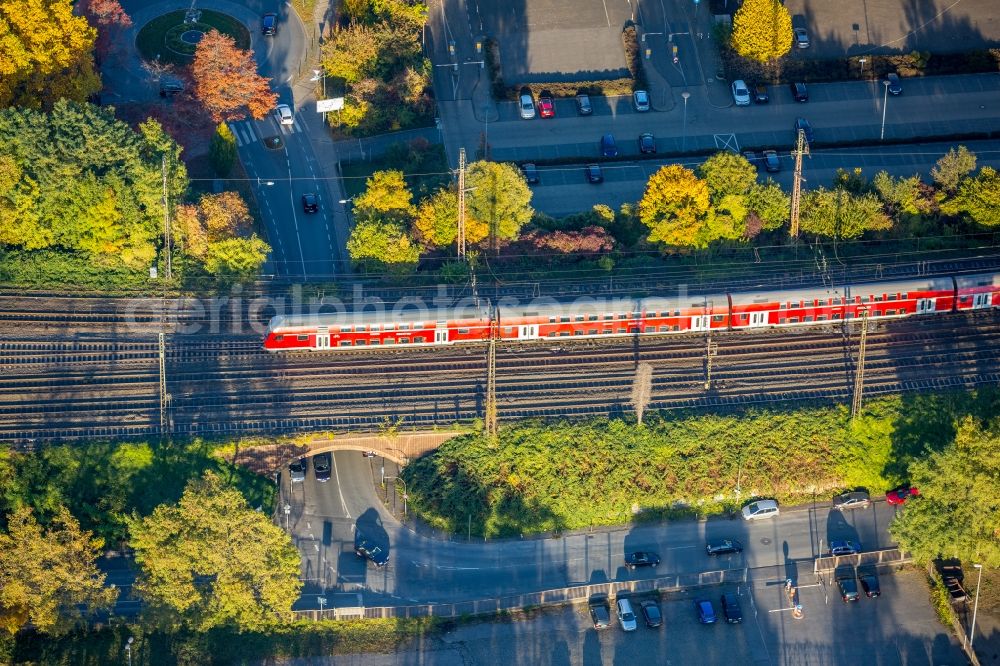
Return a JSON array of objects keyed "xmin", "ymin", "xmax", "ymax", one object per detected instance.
[
  {"xmin": 465, "ymin": 160, "xmax": 534, "ymax": 251},
  {"xmin": 347, "ymin": 218, "xmax": 420, "ymax": 271},
  {"xmin": 745, "ymin": 181, "xmax": 790, "ymax": 231},
  {"xmin": 638, "ymin": 164, "xmax": 715, "ymax": 248},
  {"xmin": 889, "ymin": 418, "xmax": 1000, "ymax": 566},
  {"xmin": 799, "ymin": 188, "xmax": 892, "ymax": 239},
  {"xmin": 0, "ymin": 506, "xmax": 117, "ymax": 635},
  {"xmin": 872, "ymin": 171, "xmax": 929, "ymax": 217},
  {"xmin": 354, "ymin": 169, "xmax": 416, "ymax": 222},
  {"xmin": 208, "ymin": 123, "xmax": 237, "ymax": 177},
  {"xmin": 931, "ymin": 145, "xmax": 976, "ymax": 194},
  {"xmin": 127, "ymin": 472, "xmax": 300, "ymax": 631},
  {"xmin": 731, "ymin": 0, "xmax": 793, "ymax": 63},
  {"xmin": 203, "ymin": 236, "xmax": 270, "ymax": 277},
  {"xmin": 945, "ymin": 166, "xmax": 1000, "ymax": 227},
  {"xmin": 413, "ymin": 187, "xmax": 489, "ymax": 250},
  {"xmin": 698, "ymin": 151, "xmax": 758, "ymax": 200},
  {"xmin": 320, "ymin": 23, "xmax": 381, "ymax": 84}
]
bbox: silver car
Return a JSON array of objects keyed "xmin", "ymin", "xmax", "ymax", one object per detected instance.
[
  {"xmin": 794, "ymin": 28, "xmax": 810, "ymax": 49},
  {"xmin": 832, "ymin": 491, "xmax": 871, "ymax": 510},
  {"xmin": 731, "ymin": 79, "xmax": 751, "ymax": 106},
  {"xmin": 519, "ymin": 93, "xmax": 535, "ymax": 119},
  {"xmin": 741, "ymin": 499, "xmax": 779, "ymax": 520},
  {"xmin": 616, "ymin": 598, "xmax": 638, "ymax": 631}
]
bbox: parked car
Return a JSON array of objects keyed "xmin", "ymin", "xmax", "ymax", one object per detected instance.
[
  {"xmin": 639, "ymin": 600, "xmax": 662, "ymax": 628},
  {"xmin": 742, "ymin": 499, "xmax": 779, "ymax": 520},
  {"xmin": 731, "ymin": 79, "xmax": 751, "ymax": 106},
  {"xmin": 518, "ymin": 91, "xmax": 535, "ymax": 119},
  {"xmin": 575, "ymin": 93, "xmax": 593, "ymax": 115},
  {"xmin": 794, "ymin": 27, "xmax": 810, "ymax": 48},
  {"xmin": 753, "ymin": 84, "xmax": 770, "ymax": 103},
  {"xmin": 835, "ymin": 565, "xmax": 860, "ymax": 602},
  {"xmin": 274, "ymin": 104, "xmax": 294, "ymax": 125},
  {"xmin": 833, "ymin": 490, "xmax": 871, "ymax": 510},
  {"xmin": 261, "ymin": 12, "xmax": 277, "ymax": 36},
  {"xmin": 590, "ymin": 599, "xmax": 611, "ymax": 629},
  {"xmin": 762, "ymin": 149, "xmax": 781, "ymax": 173},
  {"xmin": 830, "ymin": 540, "xmax": 862, "ymax": 557},
  {"xmin": 886, "ymin": 72, "xmax": 902, "ymax": 95},
  {"xmin": 706, "ymin": 539, "xmax": 743, "ymax": 556},
  {"xmin": 616, "ymin": 598, "xmax": 638, "ymax": 631},
  {"xmin": 159, "ymin": 78, "xmax": 184, "ymax": 98},
  {"xmin": 600, "ymin": 133, "xmax": 618, "ymax": 157},
  {"xmin": 638, "ymin": 132, "xmax": 656, "ymax": 154},
  {"xmin": 696, "ymin": 599, "xmax": 717, "ymax": 624},
  {"xmin": 313, "ymin": 452, "xmax": 331, "ymax": 481},
  {"xmin": 858, "ymin": 566, "xmax": 881, "ymax": 598},
  {"xmin": 721, "ymin": 593, "xmax": 743, "ymax": 623},
  {"xmin": 585, "ymin": 164, "xmax": 603, "ymax": 184},
  {"xmin": 355, "ymin": 538, "xmax": 389, "ymax": 567},
  {"xmin": 886, "ymin": 485, "xmax": 919, "ymax": 505},
  {"xmin": 538, "ymin": 96, "xmax": 555, "ymax": 118},
  {"xmin": 794, "ymin": 117, "xmax": 814, "ymax": 145},
  {"xmin": 301, "ymin": 193, "xmax": 319, "ymax": 214},
  {"xmin": 633, "ymin": 89, "xmax": 650, "ymax": 112},
  {"xmin": 624, "ymin": 551, "xmax": 660, "ymax": 569},
  {"xmin": 289, "ymin": 457, "xmax": 307, "ymax": 482},
  {"xmin": 521, "ymin": 163, "xmax": 540, "ymax": 185},
  {"xmin": 790, "ymin": 82, "xmax": 808, "ymax": 102}
]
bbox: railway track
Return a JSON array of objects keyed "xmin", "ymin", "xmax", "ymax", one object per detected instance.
[{"xmin": 0, "ymin": 311, "xmax": 999, "ymax": 442}]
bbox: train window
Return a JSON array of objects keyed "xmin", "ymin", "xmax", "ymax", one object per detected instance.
[
  {"xmin": 739, "ymin": 314, "xmax": 748, "ymax": 320},
  {"xmin": 339, "ymin": 340, "xmax": 351, "ymax": 346},
  {"xmin": 898, "ymin": 308, "xmax": 907, "ymax": 314},
  {"xmin": 833, "ymin": 298, "xmax": 842, "ymax": 305},
  {"xmin": 833, "ymin": 314, "xmax": 842, "ymax": 320},
  {"xmin": 901, "ymin": 293, "xmax": 907, "ymax": 299},
  {"xmin": 629, "ymin": 327, "xmax": 639, "ymax": 333},
  {"xmin": 370, "ymin": 325, "xmax": 380, "ymax": 332},
  {"xmin": 297, "ymin": 335, "xmax": 309, "ymax": 341},
  {"xmin": 414, "ymin": 336, "xmax": 425, "ymax": 343},
  {"xmin": 560, "ymin": 316, "xmax": 570, "ymax": 323},
  {"xmin": 873, "ymin": 311, "xmax": 882, "ymax": 317},
  {"xmin": 874, "ymin": 296, "xmax": 883, "ymax": 302},
  {"xmin": 384, "ymin": 324, "xmax": 394, "ymax": 331},
  {"xmin": 573, "ymin": 330, "xmax": 583, "ymax": 335},
  {"xmin": 779, "ymin": 303, "xmax": 787, "ymax": 309},
  {"xmin": 549, "ymin": 316, "xmax": 557, "ymax": 323},
  {"xmin": 355, "ymin": 339, "xmax": 367, "ymax": 346},
  {"xmin": 274, "ymin": 335, "xmax": 284, "ymax": 341},
  {"xmin": 659, "ymin": 326, "xmax": 669, "ymax": 332},
  {"xmin": 711, "ymin": 315, "xmax": 724, "ymax": 323},
  {"xmin": 458, "ymin": 328, "xmax": 470, "ymax": 334},
  {"xmin": 575, "ymin": 315, "xmax": 584, "ymax": 322},
  {"xmin": 886, "ymin": 309, "xmax": 895, "ymax": 316},
  {"xmin": 384, "ymin": 338, "xmax": 395, "ymax": 344},
  {"xmin": 804, "ymin": 316, "xmax": 813, "ymax": 322},
  {"xmin": 602, "ymin": 329, "xmax": 612, "ymax": 334},
  {"xmin": 618, "ymin": 314, "xmax": 628, "ymax": 320},
  {"xmin": 674, "ymin": 310, "xmax": 681, "ymax": 316},
  {"xmin": 547, "ymin": 332, "xmax": 556, "ymax": 337},
  {"xmin": 370, "ymin": 339, "xmax": 380, "ymax": 345},
  {"xmin": 588, "ymin": 315, "xmax": 598, "ymax": 321},
  {"xmin": 356, "ymin": 325, "xmax": 366, "ymax": 332},
  {"xmin": 779, "ymin": 318, "xmax": 787, "ymax": 324},
  {"xmin": 672, "ymin": 325, "xmax": 680, "ymax": 331},
  {"xmin": 559, "ymin": 332, "xmax": 569, "ymax": 337},
  {"xmin": 503, "ymin": 327, "xmax": 513, "ymax": 334},
  {"xmin": 400, "ymin": 324, "xmax": 410, "ymax": 330},
  {"xmin": 817, "ymin": 315, "xmax": 827, "ymax": 321},
  {"xmin": 790, "ymin": 317, "xmax": 799, "ymax": 323},
  {"xmin": 588, "ymin": 329, "xmax": 598, "ymax": 335},
  {"xmin": 399, "ymin": 337, "xmax": 409, "ymax": 343},
  {"xmin": 631, "ymin": 311, "xmax": 641, "ymax": 318},
  {"xmin": 340, "ymin": 326, "xmax": 351, "ymax": 333},
  {"xmin": 604, "ymin": 314, "xmax": 613, "ymax": 320},
  {"xmin": 862, "ymin": 296, "xmax": 870, "ymax": 303},
  {"xmin": 845, "ymin": 312, "xmax": 855, "ymax": 319},
  {"xmin": 618, "ymin": 328, "xmax": 626, "ymax": 333},
  {"xmin": 888, "ymin": 294, "xmax": 897, "ymax": 301},
  {"xmin": 644, "ymin": 326, "xmax": 655, "ymax": 333}
]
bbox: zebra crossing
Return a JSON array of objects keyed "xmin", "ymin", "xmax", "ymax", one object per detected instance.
[{"xmin": 227, "ymin": 116, "xmax": 303, "ymax": 147}]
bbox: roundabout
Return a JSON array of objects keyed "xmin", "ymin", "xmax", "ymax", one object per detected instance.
[{"xmin": 135, "ymin": 8, "xmax": 250, "ymax": 64}]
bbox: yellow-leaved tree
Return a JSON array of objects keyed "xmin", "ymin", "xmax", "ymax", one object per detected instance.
[
  {"xmin": 731, "ymin": 0, "xmax": 793, "ymax": 63},
  {"xmin": 639, "ymin": 165, "xmax": 715, "ymax": 248}
]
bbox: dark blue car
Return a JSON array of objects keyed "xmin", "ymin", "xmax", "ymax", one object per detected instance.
[
  {"xmin": 600, "ymin": 134, "xmax": 618, "ymax": 158},
  {"xmin": 696, "ymin": 599, "xmax": 717, "ymax": 624}
]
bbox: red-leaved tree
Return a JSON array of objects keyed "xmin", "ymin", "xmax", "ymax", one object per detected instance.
[
  {"xmin": 521, "ymin": 226, "xmax": 615, "ymax": 254},
  {"xmin": 80, "ymin": 0, "xmax": 132, "ymax": 64},
  {"xmin": 191, "ymin": 30, "xmax": 277, "ymax": 122}
]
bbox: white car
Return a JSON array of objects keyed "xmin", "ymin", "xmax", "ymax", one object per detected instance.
[
  {"xmin": 519, "ymin": 93, "xmax": 535, "ymax": 119},
  {"xmin": 616, "ymin": 598, "xmax": 638, "ymax": 631},
  {"xmin": 731, "ymin": 79, "xmax": 751, "ymax": 106},
  {"xmin": 632, "ymin": 89, "xmax": 650, "ymax": 112},
  {"xmin": 741, "ymin": 499, "xmax": 780, "ymax": 521},
  {"xmin": 274, "ymin": 104, "xmax": 294, "ymax": 125}
]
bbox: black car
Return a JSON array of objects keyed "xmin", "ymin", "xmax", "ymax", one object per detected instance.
[
  {"xmin": 624, "ymin": 551, "xmax": 660, "ymax": 569},
  {"xmin": 289, "ymin": 457, "xmax": 307, "ymax": 483},
  {"xmin": 585, "ymin": 164, "xmax": 603, "ymax": 184},
  {"xmin": 790, "ymin": 82, "xmax": 808, "ymax": 102},
  {"xmin": 575, "ymin": 94, "xmax": 593, "ymax": 116},
  {"xmin": 638, "ymin": 133, "xmax": 656, "ymax": 154},
  {"xmin": 721, "ymin": 593, "xmax": 743, "ymax": 623},
  {"xmin": 794, "ymin": 117, "xmax": 814, "ymax": 145},
  {"xmin": 301, "ymin": 193, "xmax": 319, "ymax": 213},
  {"xmin": 355, "ymin": 539, "xmax": 389, "ymax": 567},
  {"xmin": 521, "ymin": 163, "xmax": 540, "ymax": 185},
  {"xmin": 762, "ymin": 149, "xmax": 781, "ymax": 173},
  {"xmin": 832, "ymin": 490, "xmax": 871, "ymax": 510},
  {"xmin": 639, "ymin": 600, "xmax": 662, "ymax": 628},
  {"xmin": 313, "ymin": 452, "xmax": 331, "ymax": 482},
  {"xmin": 706, "ymin": 539, "xmax": 743, "ymax": 556},
  {"xmin": 261, "ymin": 13, "xmax": 277, "ymax": 36},
  {"xmin": 600, "ymin": 133, "xmax": 618, "ymax": 158},
  {"xmin": 753, "ymin": 84, "xmax": 769, "ymax": 103},
  {"xmin": 886, "ymin": 72, "xmax": 902, "ymax": 95},
  {"xmin": 858, "ymin": 566, "xmax": 881, "ymax": 598},
  {"xmin": 159, "ymin": 79, "xmax": 184, "ymax": 98},
  {"xmin": 835, "ymin": 565, "xmax": 860, "ymax": 602},
  {"xmin": 589, "ymin": 597, "xmax": 611, "ymax": 629}
]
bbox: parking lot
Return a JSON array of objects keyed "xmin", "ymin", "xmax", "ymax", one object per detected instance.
[{"xmin": 324, "ymin": 569, "xmax": 966, "ymax": 665}]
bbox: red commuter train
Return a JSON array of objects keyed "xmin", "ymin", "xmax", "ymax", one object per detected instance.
[{"xmin": 263, "ymin": 272, "xmax": 1000, "ymax": 352}]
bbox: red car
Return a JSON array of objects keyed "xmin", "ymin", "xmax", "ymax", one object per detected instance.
[
  {"xmin": 886, "ymin": 486, "xmax": 919, "ymax": 505},
  {"xmin": 538, "ymin": 96, "xmax": 555, "ymax": 118}
]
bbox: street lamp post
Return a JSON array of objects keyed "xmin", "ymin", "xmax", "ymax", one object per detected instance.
[
  {"xmin": 125, "ymin": 637, "xmax": 134, "ymax": 666},
  {"xmin": 681, "ymin": 91, "xmax": 691, "ymax": 151},
  {"xmin": 970, "ymin": 563, "xmax": 984, "ymax": 649},
  {"xmin": 879, "ymin": 79, "xmax": 890, "ymax": 141}
]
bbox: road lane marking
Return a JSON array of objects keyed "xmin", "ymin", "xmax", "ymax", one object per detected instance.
[{"xmin": 330, "ymin": 454, "xmax": 352, "ymax": 519}]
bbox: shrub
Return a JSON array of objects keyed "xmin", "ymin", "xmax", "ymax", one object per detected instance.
[{"xmin": 621, "ymin": 25, "xmax": 648, "ymax": 90}]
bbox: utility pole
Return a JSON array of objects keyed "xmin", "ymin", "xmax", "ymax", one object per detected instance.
[
  {"xmin": 851, "ymin": 308, "xmax": 869, "ymax": 419},
  {"xmin": 789, "ymin": 129, "xmax": 808, "ymax": 238},
  {"xmin": 158, "ymin": 331, "xmax": 170, "ymax": 434},
  {"xmin": 485, "ymin": 304, "xmax": 498, "ymax": 440},
  {"xmin": 162, "ymin": 155, "xmax": 172, "ymax": 280},
  {"xmin": 457, "ymin": 148, "xmax": 466, "ymax": 258}
]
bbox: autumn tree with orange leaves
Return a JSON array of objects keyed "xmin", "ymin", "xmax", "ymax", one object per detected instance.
[
  {"xmin": 191, "ymin": 30, "xmax": 277, "ymax": 122},
  {"xmin": 79, "ymin": 0, "xmax": 131, "ymax": 64}
]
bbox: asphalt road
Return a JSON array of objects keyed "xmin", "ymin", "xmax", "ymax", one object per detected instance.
[{"xmin": 283, "ymin": 451, "xmax": 904, "ymax": 610}]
